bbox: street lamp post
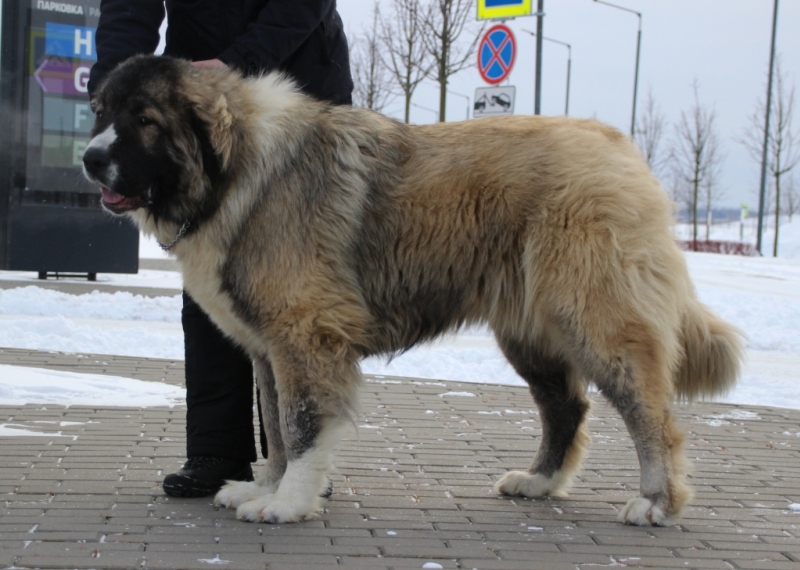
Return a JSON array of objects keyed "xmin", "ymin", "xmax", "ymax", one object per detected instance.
[
  {"xmin": 594, "ymin": 0, "xmax": 642, "ymax": 137},
  {"xmin": 522, "ymin": 29, "xmax": 571, "ymax": 116},
  {"xmin": 447, "ymin": 90, "xmax": 471, "ymax": 120},
  {"xmin": 534, "ymin": 0, "xmax": 545, "ymax": 115},
  {"xmin": 410, "ymin": 102, "xmax": 439, "ymax": 122},
  {"xmin": 757, "ymin": 0, "xmax": 780, "ymax": 255}
]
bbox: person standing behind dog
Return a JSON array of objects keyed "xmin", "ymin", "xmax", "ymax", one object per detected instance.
[{"xmin": 87, "ymin": 0, "xmax": 353, "ymax": 497}]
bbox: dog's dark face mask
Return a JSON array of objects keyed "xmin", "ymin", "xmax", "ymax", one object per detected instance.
[{"xmin": 82, "ymin": 56, "xmax": 226, "ymax": 225}]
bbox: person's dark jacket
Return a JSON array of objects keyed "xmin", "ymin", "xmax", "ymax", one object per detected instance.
[{"xmin": 87, "ymin": 0, "xmax": 353, "ymax": 104}]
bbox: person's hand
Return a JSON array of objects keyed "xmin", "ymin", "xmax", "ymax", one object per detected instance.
[{"xmin": 191, "ymin": 59, "xmax": 226, "ymax": 69}]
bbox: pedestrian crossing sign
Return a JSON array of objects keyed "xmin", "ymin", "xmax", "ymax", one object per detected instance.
[{"xmin": 477, "ymin": 0, "xmax": 532, "ymax": 21}]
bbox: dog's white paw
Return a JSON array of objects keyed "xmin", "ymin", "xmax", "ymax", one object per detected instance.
[
  {"xmin": 618, "ymin": 497, "xmax": 673, "ymax": 526},
  {"xmin": 214, "ymin": 481, "xmax": 269, "ymax": 509},
  {"xmin": 494, "ymin": 470, "xmax": 567, "ymax": 498},
  {"xmin": 236, "ymin": 493, "xmax": 321, "ymax": 524}
]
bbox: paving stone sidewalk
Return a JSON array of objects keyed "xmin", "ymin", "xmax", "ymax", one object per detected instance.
[{"xmin": 1, "ymin": 347, "xmax": 800, "ymax": 570}]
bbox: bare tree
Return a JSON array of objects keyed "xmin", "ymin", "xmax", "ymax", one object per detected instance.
[
  {"xmin": 786, "ymin": 174, "xmax": 799, "ymax": 222},
  {"xmin": 762, "ymin": 181, "xmax": 775, "ymax": 228},
  {"xmin": 379, "ymin": 0, "xmax": 432, "ymax": 124},
  {"xmin": 701, "ymin": 177, "xmax": 725, "ymax": 240},
  {"xmin": 634, "ymin": 87, "xmax": 668, "ymax": 180},
  {"xmin": 738, "ymin": 57, "xmax": 800, "ymax": 256},
  {"xmin": 422, "ymin": 0, "xmax": 483, "ymax": 122},
  {"xmin": 670, "ymin": 81, "xmax": 724, "ymax": 243},
  {"xmin": 670, "ymin": 175, "xmax": 694, "ymax": 229},
  {"xmin": 351, "ymin": 5, "xmax": 394, "ymax": 113}
]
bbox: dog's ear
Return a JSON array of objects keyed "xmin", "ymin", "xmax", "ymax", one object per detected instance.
[
  {"xmin": 185, "ymin": 67, "xmax": 238, "ymax": 171},
  {"xmin": 189, "ymin": 93, "xmax": 234, "ymax": 171}
]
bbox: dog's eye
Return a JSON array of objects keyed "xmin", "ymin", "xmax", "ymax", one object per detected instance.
[{"xmin": 138, "ymin": 116, "xmax": 156, "ymax": 127}]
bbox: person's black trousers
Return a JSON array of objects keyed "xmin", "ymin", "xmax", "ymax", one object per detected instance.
[{"xmin": 182, "ymin": 291, "xmax": 267, "ymax": 462}]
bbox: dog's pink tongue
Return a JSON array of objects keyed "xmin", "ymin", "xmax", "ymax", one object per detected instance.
[{"xmin": 101, "ymin": 187, "xmax": 125, "ymax": 204}]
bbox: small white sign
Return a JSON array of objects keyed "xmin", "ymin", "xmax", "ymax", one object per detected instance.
[{"xmin": 473, "ymin": 86, "xmax": 515, "ymax": 117}]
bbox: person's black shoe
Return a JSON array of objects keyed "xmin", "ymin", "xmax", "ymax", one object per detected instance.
[{"xmin": 162, "ymin": 456, "xmax": 253, "ymax": 498}]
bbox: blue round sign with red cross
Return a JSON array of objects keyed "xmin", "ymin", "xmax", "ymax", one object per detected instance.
[{"xmin": 478, "ymin": 24, "xmax": 516, "ymax": 85}]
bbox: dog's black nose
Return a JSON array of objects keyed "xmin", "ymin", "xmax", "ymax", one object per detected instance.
[{"xmin": 82, "ymin": 146, "xmax": 110, "ymax": 174}]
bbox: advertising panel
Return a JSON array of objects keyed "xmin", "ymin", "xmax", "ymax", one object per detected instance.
[
  {"xmin": 25, "ymin": 1, "xmax": 99, "ymax": 196},
  {"xmin": 0, "ymin": 0, "xmax": 138, "ymax": 275}
]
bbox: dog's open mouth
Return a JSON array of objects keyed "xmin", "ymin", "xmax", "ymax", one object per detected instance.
[{"xmin": 100, "ymin": 187, "xmax": 145, "ymax": 212}]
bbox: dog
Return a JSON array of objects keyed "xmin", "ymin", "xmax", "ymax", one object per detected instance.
[{"xmin": 83, "ymin": 55, "xmax": 743, "ymax": 526}]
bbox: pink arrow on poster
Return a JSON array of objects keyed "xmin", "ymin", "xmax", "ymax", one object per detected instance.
[{"xmin": 34, "ymin": 58, "xmax": 91, "ymax": 96}]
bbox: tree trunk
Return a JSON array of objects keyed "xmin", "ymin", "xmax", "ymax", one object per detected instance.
[
  {"xmin": 438, "ymin": 7, "xmax": 449, "ymax": 122},
  {"xmin": 774, "ymin": 174, "xmax": 781, "ymax": 257},
  {"xmin": 438, "ymin": 73, "xmax": 447, "ymax": 122},
  {"xmin": 692, "ymin": 177, "xmax": 699, "ymax": 243}
]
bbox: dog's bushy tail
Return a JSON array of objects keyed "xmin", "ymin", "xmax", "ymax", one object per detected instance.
[{"xmin": 675, "ymin": 302, "xmax": 744, "ymax": 401}]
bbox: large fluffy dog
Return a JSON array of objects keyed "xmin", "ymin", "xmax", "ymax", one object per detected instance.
[{"xmin": 83, "ymin": 55, "xmax": 743, "ymax": 526}]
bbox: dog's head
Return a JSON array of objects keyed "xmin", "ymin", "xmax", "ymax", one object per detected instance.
[{"xmin": 82, "ymin": 55, "xmax": 235, "ymax": 224}]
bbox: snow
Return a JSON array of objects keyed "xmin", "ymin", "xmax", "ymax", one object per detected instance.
[
  {"xmin": 3, "ymin": 223, "xmax": 800, "ymax": 409},
  {"xmin": 197, "ymin": 556, "xmax": 231, "ymax": 565},
  {"xmin": 0, "ymin": 424, "xmax": 69, "ymax": 438},
  {"xmin": 0, "ymin": 364, "xmax": 185, "ymax": 408}
]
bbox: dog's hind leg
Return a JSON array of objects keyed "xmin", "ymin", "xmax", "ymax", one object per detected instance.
[
  {"xmin": 493, "ymin": 337, "xmax": 591, "ymax": 499},
  {"xmin": 591, "ymin": 342, "xmax": 692, "ymax": 526},
  {"xmin": 215, "ymin": 356, "xmax": 287, "ymax": 509}
]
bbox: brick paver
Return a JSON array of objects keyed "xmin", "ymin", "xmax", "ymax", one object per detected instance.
[
  {"xmin": 2, "ymin": 347, "xmax": 800, "ymax": 569},
  {"xmin": 1, "ymin": 269, "xmax": 800, "ymax": 569}
]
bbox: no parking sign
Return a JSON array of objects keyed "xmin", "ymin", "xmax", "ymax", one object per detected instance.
[{"xmin": 477, "ymin": 24, "xmax": 516, "ymax": 85}]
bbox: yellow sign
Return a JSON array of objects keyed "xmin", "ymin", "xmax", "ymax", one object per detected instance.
[{"xmin": 477, "ymin": 0, "xmax": 532, "ymax": 21}]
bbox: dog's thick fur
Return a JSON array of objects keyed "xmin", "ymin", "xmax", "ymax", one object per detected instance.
[{"xmin": 83, "ymin": 55, "xmax": 744, "ymax": 526}]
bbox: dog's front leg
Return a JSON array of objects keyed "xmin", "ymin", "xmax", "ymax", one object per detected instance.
[
  {"xmin": 215, "ymin": 356, "xmax": 287, "ymax": 509},
  {"xmin": 234, "ymin": 337, "xmax": 358, "ymax": 523}
]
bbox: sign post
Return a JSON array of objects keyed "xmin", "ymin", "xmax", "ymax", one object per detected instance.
[
  {"xmin": 476, "ymin": 0, "xmax": 547, "ymax": 116},
  {"xmin": 477, "ymin": 0, "xmax": 533, "ymax": 21},
  {"xmin": 477, "ymin": 24, "xmax": 516, "ymax": 85},
  {"xmin": 473, "ymin": 86, "xmax": 516, "ymax": 117},
  {"xmin": 0, "ymin": 1, "xmax": 138, "ymax": 277}
]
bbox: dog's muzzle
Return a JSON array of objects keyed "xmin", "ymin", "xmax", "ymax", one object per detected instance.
[{"xmin": 83, "ymin": 147, "xmax": 147, "ymax": 214}]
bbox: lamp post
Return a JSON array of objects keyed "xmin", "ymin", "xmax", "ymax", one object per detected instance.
[
  {"xmin": 410, "ymin": 101, "xmax": 439, "ymax": 122},
  {"xmin": 534, "ymin": 0, "xmax": 545, "ymax": 115},
  {"xmin": 594, "ymin": 0, "xmax": 641, "ymax": 137},
  {"xmin": 448, "ymin": 90, "xmax": 471, "ymax": 120},
  {"xmin": 522, "ymin": 29, "xmax": 571, "ymax": 116},
  {"xmin": 756, "ymin": 0, "xmax": 780, "ymax": 256}
]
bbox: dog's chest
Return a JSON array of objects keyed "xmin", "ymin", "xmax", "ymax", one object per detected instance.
[{"xmin": 178, "ymin": 240, "xmax": 260, "ymax": 352}]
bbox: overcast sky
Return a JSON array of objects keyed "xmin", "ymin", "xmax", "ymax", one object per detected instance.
[{"xmin": 338, "ymin": 0, "xmax": 800, "ymax": 209}]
